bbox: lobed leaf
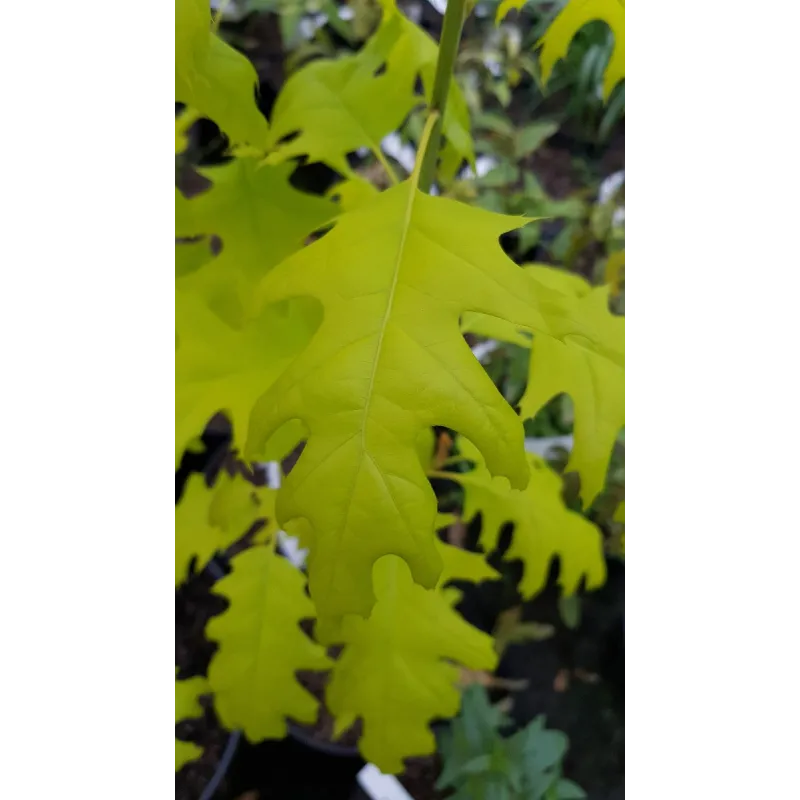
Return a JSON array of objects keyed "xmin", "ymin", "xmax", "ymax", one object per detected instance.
[
  {"xmin": 518, "ymin": 271, "xmax": 624, "ymax": 505},
  {"xmin": 175, "ymin": 158, "xmax": 332, "ymax": 471},
  {"xmin": 175, "ymin": 107, "xmax": 201, "ymax": 155},
  {"xmin": 461, "ymin": 311, "xmax": 531, "ymax": 348},
  {"xmin": 175, "ymin": 290, "xmax": 321, "ymax": 465},
  {"xmin": 537, "ymin": 0, "xmax": 625, "ymax": 101},
  {"xmin": 265, "ymin": 0, "xmax": 473, "ymax": 181},
  {"xmin": 176, "ymin": 158, "xmax": 336, "ymax": 328},
  {"xmin": 176, "ymin": 472, "xmax": 274, "ymax": 585},
  {"xmin": 265, "ymin": 35, "xmax": 413, "ymax": 179},
  {"xmin": 438, "ymin": 684, "xmax": 584, "ymax": 799},
  {"xmin": 328, "ymin": 176, "xmax": 381, "ymax": 212},
  {"xmin": 176, "ymin": 238, "xmax": 215, "ymax": 278},
  {"xmin": 448, "ymin": 437, "xmax": 606, "ymax": 598},
  {"xmin": 495, "ymin": 0, "xmax": 528, "ymax": 25},
  {"xmin": 467, "ymin": 265, "xmax": 624, "ymax": 506},
  {"xmin": 175, "ymin": 0, "xmax": 211, "ymax": 79},
  {"xmin": 436, "ymin": 538, "xmax": 500, "ymax": 589},
  {"xmin": 175, "ymin": 0, "xmax": 269, "ymax": 147},
  {"xmin": 431, "ymin": 519, "xmax": 499, "ymax": 606},
  {"xmin": 175, "ymin": 674, "xmax": 207, "ymax": 771},
  {"xmin": 244, "ymin": 171, "xmax": 582, "ymax": 618},
  {"xmin": 206, "ymin": 545, "xmax": 332, "ymax": 740},
  {"xmin": 326, "ymin": 556, "xmax": 497, "ymax": 773}
]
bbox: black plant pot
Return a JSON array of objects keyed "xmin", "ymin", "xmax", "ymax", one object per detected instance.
[
  {"xmin": 287, "ymin": 723, "xmax": 361, "ymax": 759},
  {"xmin": 221, "ymin": 727, "xmax": 365, "ymax": 800},
  {"xmin": 197, "ymin": 731, "xmax": 241, "ymax": 800},
  {"xmin": 176, "ymin": 721, "xmax": 241, "ymax": 800}
]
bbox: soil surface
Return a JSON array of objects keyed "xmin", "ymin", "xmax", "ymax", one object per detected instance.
[
  {"xmin": 292, "ymin": 642, "xmax": 364, "ymax": 750},
  {"xmin": 398, "ymin": 756, "xmax": 448, "ymax": 800},
  {"xmin": 458, "ymin": 553, "xmax": 626, "ymax": 800},
  {"xmin": 175, "ymin": 694, "xmax": 232, "ymax": 800}
]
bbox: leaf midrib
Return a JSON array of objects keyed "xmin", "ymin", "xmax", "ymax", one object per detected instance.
[{"xmin": 360, "ymin": 184, "xmax": 417, "ymax": 454}]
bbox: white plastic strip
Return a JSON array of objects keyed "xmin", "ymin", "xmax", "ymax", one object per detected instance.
[
  {"xmin": 471, "ymin": 338, "xmax": 500, "ymax": 363},
  {"xmin": 524, "ymin": 435, "xmax": 574, "ymax": 456},
  {"xmin": 425, "ymin": 0, "xmax": 448, "ymax": 13},
  {"xmin": 460, "ymin": 154, "xmax": 499, "ymax": 181},
  {"xmin": 357, "ymin": 764, "xmax": 415, "ymax": 800},
  {"xmin": 262, "ymin": 461, "xmax": 309, "ymax": 570},
  {"xmin": 209, "ymin": 0, "xmax": 244, "ymax": 20},
  {"xmin": 381, "ymin": 132, "xmax": 418, "ymax": 174}
]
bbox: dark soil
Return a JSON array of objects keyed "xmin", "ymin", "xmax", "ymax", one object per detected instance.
[
  {"xmin": 398, "ymin": 755, "xmax": 448, "ymax": 800},
  {"xmin": 175, "ymin": 564, "xmax": 231, "ymax": 800},
  {"xmin": 223, "ymin": 735, "xmax": 365, "ymax": 800},
  {"xmin": 176, "ymin": 694, "xmax": 232, "ymax": 800},
  {"xmin": 455, "ymin": 550, "xmax": 625, "ymax": 800},
  {"xmin": 176, "ymin": 569, "xmax": 227, "ymax": 679},
  {"xmin": 292, "ymin": 643, "xmax": 363, "ymax": 751}
]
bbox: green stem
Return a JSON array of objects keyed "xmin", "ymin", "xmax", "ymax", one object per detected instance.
[
  {"xmin": 211, "ymin": 0, "xmax": 232, "ymax": 33},
  {"xmin": 417, "ymin": 0, "xmax": 469, "ymax": 194},
  {"xmin": 373, "ymin": 146, "xmax": 400, "ymax": 186}
]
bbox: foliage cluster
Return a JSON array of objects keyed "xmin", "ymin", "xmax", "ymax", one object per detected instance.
[{"xmin": 176, "ymin": 0, "xmax": 624, "ymax": 780}]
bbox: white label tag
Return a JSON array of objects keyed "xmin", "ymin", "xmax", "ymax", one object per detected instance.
[{"xmin": 356, "ymin": 764, "xmax": 415, "ymax": 800}]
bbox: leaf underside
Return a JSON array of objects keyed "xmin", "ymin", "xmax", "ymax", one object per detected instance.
[{"xmin": 244, "ymin": 177, "xmax": 585, "ymax": 618}]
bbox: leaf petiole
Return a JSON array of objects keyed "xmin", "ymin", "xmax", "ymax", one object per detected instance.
[
  {"xmin": 417, "ymin": 0, "xmax": 470, "ymax": 193},
  {"xmin": 412, "ymin": 110, "xmax": 442, "ymax": 189},
  {"xmin": 373, "ymin": 145, "xmax": 400, "ymax": 186},
  {"xmin": 211, "ymin": 0, "xmax": 232, "ymax": 33}
]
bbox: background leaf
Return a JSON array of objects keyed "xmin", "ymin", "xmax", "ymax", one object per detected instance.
[
  {"xmin": 436, "ymin": 538, "xmax": 501, "ymax": 589},
  {"xmin": 266, "ymin": 0, "xmax": 474, "ymax": 181},
  {"xmin": 449, "ymin": 437, "xmax": 606, "ymax": 598},
  {"xmin": 326, "ymin": 556, "xmax": 498, "ymax": 773},
  {"xmin": 176, "ymin": 472, "xmax": 271, "ymax": 585},
  {"xmin": 175, "ymin": 2, "xmax": 269, "ymax": 148},
  {"xmin": 538, "ymin": 0, "xmax": 625, "ymax": 101},
  {"xmin": 519, "ymin": 278, "xmax": 624, "ymax": 504},
  {"xmin": 514, "ymin": 121, "xmax": 560, "ymax": 159},
  {"xmin": 467, "ymin": 266, "xmax": 624, "ymax": 506},
  {"xmin": 175, "ymin": 291, "xmax": 321, "ymax": 463},
  {"xmin": 175, "ymin": 674, "xmax": 207, "ymax": 771},
  {"xmin": 176, "ymin": 158, "xmax": 336, "ymax": 328},
  {"xmin": 207, "ymin": 545, "xmax": 332, "ymax": 740}
]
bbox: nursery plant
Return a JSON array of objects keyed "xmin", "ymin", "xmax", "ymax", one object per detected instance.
[
  {"xmin": 176, "ymin": 0, "xmax": 624, "ymax": 781},
  {"xmin": 436, "ymin": 683, "xmax": 586, "ymax": 799}
]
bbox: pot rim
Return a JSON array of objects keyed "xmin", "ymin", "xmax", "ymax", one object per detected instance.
[
  {"xmin": 197, "ymin": 729, "xmax": 241, "ymax": 800},
  {"xmin": 287, "ymin": 721, "xmax": 362, "ymax": 758}
]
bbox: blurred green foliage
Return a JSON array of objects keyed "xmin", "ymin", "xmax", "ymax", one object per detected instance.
[{"xmin": 437, "ymin": 684, "xmax": 587, "ymax": 799}]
